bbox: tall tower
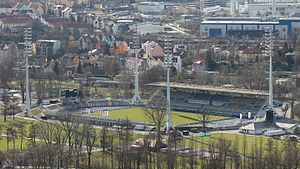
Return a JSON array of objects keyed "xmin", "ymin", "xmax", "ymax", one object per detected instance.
[
  {"xmin": 24, "ymin": 27, "xmax": 32, "ymax": 117},
  {"xmin": 131, "ymin": 25, "xmax": 142, "ymax": 104},
  {"xmin": 164, "ymin": 35, "xmax": 173, "ymax": 133},
  {"xmin": 265, "ymin": 27, "xmax": 273, "ymax": 110},
  {"xmin": 265, "ymin": 27, "xmax": 276, "ymax": 123}
]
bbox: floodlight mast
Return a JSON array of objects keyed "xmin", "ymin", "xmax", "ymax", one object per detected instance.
[
  {"xmin": 24, "ymin": 27, "xmax": 32, "ymax": 117},
  {"xmin": 164, "ymin": 35, "xmax": 173, "ymax": 133},
  {"xmin": 131, "ymin": 24, "xmax": 142, "ymax": 104},
  {"xmin": 264, "ymin": 26, "xmax": 277, "ymax": 124},
  {"xmin": 265, "ymin": 27, "xmax": 273, "ymax": 110}
]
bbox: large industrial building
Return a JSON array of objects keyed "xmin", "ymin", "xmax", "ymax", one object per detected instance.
[{"xmin": 200, "ymin": 17, "xmax": 300, "ymax": 38}]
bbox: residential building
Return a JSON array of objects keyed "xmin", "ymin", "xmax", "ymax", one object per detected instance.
[
  {"xmin": 164, "ymin": 53, "xmax": 182, "ymax": 72},
  {"xmin": 0, "ymin": 4, "xmax": 13, "ymax": 14},
  {"xmin": 0, "ymin": 43, "xmax": 10, "ymax": 61},
  {"xmin": 0, "ymin": 14, "xmax": 33, "ymax": 29},
  {"xmin": 235, "ymin": 47, "xmax": 265, "ymax": 63},
  {"xmin": 142, "ymin": 41, "xmax": 164, "ymax": 59},
  {"xmin": 192, "ymin": 60, "xmax": 206, "ymax": 73},
  {"xmin": 36, "ymin": 40, "xmax": 61, "ymax": 61},
  {"xmin": 125, "ymin": 57, "xmax": 141, "ymax": 70},
  {"xmin": 62, "ymin": 7, "xmax": 72, "ymax": 19}
]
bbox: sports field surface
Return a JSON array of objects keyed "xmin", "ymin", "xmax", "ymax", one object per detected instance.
[{"xmin": 83, "ymin": 108, "xmax": 227, "ymax": 125}]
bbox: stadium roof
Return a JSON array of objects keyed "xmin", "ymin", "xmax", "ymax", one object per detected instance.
[
  {"xmin": 201, "ymin": 20, "xmax": 279, "ymax": 24},
  {"xmin": 147, "ymin": 82, "xmax": 269, "ymax": 96}
]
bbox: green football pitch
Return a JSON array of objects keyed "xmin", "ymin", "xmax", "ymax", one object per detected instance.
[{"xmin": 83, "ymin": 108, "xmax": 227, "ymax": 125}]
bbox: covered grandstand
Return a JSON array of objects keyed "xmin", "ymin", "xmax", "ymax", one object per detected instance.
[{"xmin": 148, "ymin": 83, "xmax": 268, "ymax": 118}]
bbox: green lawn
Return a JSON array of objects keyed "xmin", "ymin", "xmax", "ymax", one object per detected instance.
[
  {"xmin": 0, "ymin": 116, "xmax": 38, "ymax": 152},
  {"xmin": 31, "ymin": 108, "xmax": 42, "ymax": 116},
  {"xmin": 83, "ymin": 108, "xmax": 226, "ymax": 125},
  {"xmin": 0, "ymin": 116, "xmax": 37, "ymax": 135},
  {"xmin": 18, "ymin": 108, "xmax": 42, "ymax": 118},
  {"xmin": 0, "ymin": 136, "xmax": 30, "ymax": 152},
  {"xmin": 183, "ymin": 132, "xmax": 288, "ymax": 155}
]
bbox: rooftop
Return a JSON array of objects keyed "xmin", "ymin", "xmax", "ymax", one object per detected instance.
[
  {"xmin": 0, "ymin": 4, "xmax": 13, "ymax": 8},
  {"xmin": 37, "ymin": 40, "xmax": 59, "ymax": 43},
  {"xmin": 147, "ymin": 82, "xmax": 269, "ymax": 96},
  {"xmin": 201, "ymin": 20, "xmax": 279, "ymax": 24}
]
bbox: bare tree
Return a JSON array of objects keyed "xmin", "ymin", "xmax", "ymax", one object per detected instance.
[
  {"xmin": 17, "ymin": 126, "xmax": 25, "ymax": 151},
  {"xmin": 100, "ymin": 125, "xmax": 109, "ymax": 167},
  {"xmin": 1, "ymin": 90, "xmax": 9, "ymax": 122},
  {"xmin": 0, "ymin": 44, "xmax": 16, "ymax": 88},
  {"xmin": 34, "ymin": 70, "xmax": 47, "ymax": 104},
  {"xmin": 73, "ymin": 124, "xmax": 85, "ymax": 168},
  {"xmin": 237, "ymin": 63, "xmax": 267, "ymax": 90},
  {"xmin": 144, "ymin": 97, "xmax": 166, "ymax": 147},
  {"xmin": 144, "ymin": 97, "xmax": 166, "ymax": 169},
  {"xmin": 28, "ymin": 122, "xmax": 37, "ymax": 146},
  {"xmin": 59, "ymin": 115, "xmax": 80, "ymax": 167},
  {"xmin": 85, "ymin": 71, "xmax": 93, "ymax": 86},
  {"xmin": 198, "ymin": 112, "xmax": 210, "ymax": 133},
  {"xmin": 36, "ymin": 122, "xmax": 57, "ymax": 145},
  {"xmin": 16, "ymin": 72, "xmax": 25, "ymax": 104},
  {"xmin": 83, "ymin": 122, "xmax": 98, "ymax": 168},
  {"xmin": 8, "ymin": 97, "xmax": 19, "ymax": 120},
  {"xmin": 6, "ymin": 127, "xmax": 13, "ymax": 151}
]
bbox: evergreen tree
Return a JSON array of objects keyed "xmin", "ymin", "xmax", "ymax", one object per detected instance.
[
  {"xmin": 104, "ymin": 42, "xmax": 111, "ymax": 56},
  {"xmin": 53, "ymin": 61, "xmax": 60, "ymax": 75},
  {"xmin": 206, "ymin": 50, "xmax": 217, "ymax": 71},
  {"xmin": 77, "ymin": 62, "xmax": 83, "ymax": 74}
]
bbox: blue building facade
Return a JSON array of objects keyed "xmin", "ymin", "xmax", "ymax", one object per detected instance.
[{"xmin": 200, "ymin": 18, "xmax": 300, "ymax": 38}]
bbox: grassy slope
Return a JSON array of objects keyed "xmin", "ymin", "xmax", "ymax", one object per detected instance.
[
  {"xmin": 0, "ymin": 136, "xmax": 30, "ymax": 151},
  {"xmin": 183, "ymin": 132, "xmax": 287, "ymax": 155},
  {"xmin": 18, "ymin": 108, "xmax": 43, "ymax": 118},
  {"xmin": 0, "ymin": 116, "xmax": 37, "ymax": 151},
  {"xmin": 84, "ymin": 108, "xmax": 226, "ymax": 125}
]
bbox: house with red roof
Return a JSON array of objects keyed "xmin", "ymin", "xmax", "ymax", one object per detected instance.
[{"xmin": 150, "ymin": 44, "xmax": 164, "ymax": 59}]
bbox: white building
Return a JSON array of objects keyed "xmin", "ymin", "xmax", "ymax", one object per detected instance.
[
  {"xmin": 138, "ymin": 2, "xmax": 165, "ymax": 14},
  {"xmin": 52, "ymin": 5, "xmax": 64, "ymax": 17},
  {"xmin": 93, "ymin": 17, "xmax": 102, "ymax": 29},
  {"xmin": 164, "ymin": 54, "xmax": 182, "ymax": 72},
  {"xmin": 36, "ymin": 40, "xmax": 61, "ymax": 59},
  {"xmin": 0, "ymin": 4, "xmax": 13, "ymax": 14},
  {"xmin": 62, "ymin": 7, "xmax": 72, "ymax": 18}
]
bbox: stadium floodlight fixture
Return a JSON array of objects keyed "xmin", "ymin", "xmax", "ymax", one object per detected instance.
[{"xmin": 131, "ymin": 24, "xmax": 142, "ymax": 105}]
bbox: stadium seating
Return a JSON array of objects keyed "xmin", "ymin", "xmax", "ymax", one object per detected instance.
[{"xmin": 150, "ymin": 89, "xmax": 267, "ymax": 118}]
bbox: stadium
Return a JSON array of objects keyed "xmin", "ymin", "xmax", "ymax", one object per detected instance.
[{"xmin": 148, "ymin": 82, "xmax": 269, "ymax": 118}]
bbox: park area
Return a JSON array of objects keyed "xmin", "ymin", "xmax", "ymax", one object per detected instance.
[{"xmin": 83, "ymin": 107, "xmax": 227, "ymax": 125}]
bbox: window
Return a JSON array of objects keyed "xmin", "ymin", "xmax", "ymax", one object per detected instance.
[{"xmin": 283, "ymin": 28, "xmax": 286, "ymax": 32}]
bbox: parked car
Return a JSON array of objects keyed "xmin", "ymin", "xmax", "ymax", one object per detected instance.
[{"xmin": 133, "ymin": 125, "xmax": 146, "ymax": 131}]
